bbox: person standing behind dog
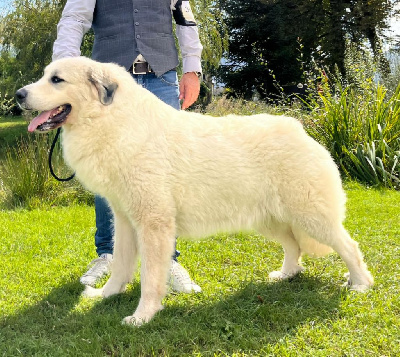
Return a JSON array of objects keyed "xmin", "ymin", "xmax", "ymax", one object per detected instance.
[{"xmin": 52, "ymin": 0, "xmax": 203, "ymax": 293}]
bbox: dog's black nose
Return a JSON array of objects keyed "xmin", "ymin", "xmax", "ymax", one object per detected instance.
[{"xmin": 15, "ymin": 88, "xmax": 28, "ymax": 103}]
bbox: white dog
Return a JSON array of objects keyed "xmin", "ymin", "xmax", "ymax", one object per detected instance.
[{"xmin": 16, "ymin": 57, "xmax": 373, "ymax": 326}]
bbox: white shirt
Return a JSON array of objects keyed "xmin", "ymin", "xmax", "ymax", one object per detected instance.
[{"xmin": 52, "ymin": 0, "xmax": 203, "ymax": 74}]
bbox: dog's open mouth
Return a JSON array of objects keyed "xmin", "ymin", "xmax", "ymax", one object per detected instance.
[{"xmin": 28, "ymin": 104, "xmax": 72, "ymax": 132}]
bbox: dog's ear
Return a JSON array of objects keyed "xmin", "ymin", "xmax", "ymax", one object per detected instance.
[{"xmin": 88, "ymin": 68, "xmax": 118, "ymax": 106}]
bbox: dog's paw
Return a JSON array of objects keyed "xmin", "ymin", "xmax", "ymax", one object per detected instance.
[
  {"xmin": 121, "ymin": 315, "xmax": 146, "ymax": 327},
  {"xmin": 102, "ymin": 285, "xmax": 126, "ymax": 298},
  {"xmin": 342, "ymin": 280, "xmax": 371, "ymax": 292},
  {"xmin": 269, "ymin": 266, "xmax": 304, "ymax": 280},
  {"xmin": 269, "ymin": 271, "xmax": 288, "ymax": 280},
  {"xmin": 81, "ymin": 285, "xmax": 103, "ymax": 298},
  {"xmin": 122, "ymin": 304, "xmax": 164, "ymax": 326},
  {"xmin": 349, "ymin": 284, "xmax": 371, "ymax": 292},
  {"xmin": 342, "ymin": 272, "xmax": 373, "ymax": 292}
]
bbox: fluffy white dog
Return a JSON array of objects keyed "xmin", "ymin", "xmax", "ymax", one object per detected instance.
[{"xmin": 16, "ymin": 57, "xmax": 373, "ymax": 326}]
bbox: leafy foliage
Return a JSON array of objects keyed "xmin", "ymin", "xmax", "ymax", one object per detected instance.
[
  {"xmin": 0, "ymin": 0, "xmax": 65, "ymax": 86},
  {"xmin": 306, "ymin": 80, "xmax": 400, "ymax": 188},
  {"xmin": 0, "ymin": 0, "xmax": 66, "ymax": 113},
  {"xmin": 192, "ymin": 0, "xmax": 228, "ymax": 73},
  {"xmin": 218, "ymin": 0, "xmax": 399, "ymax": 98},
  {"xmin": 218, "ymin": 0, "xmax": 302, "ymax": 99},
  {"xmin": 0, "ymin": 52, "xmax": 20, "ymax": 115}
]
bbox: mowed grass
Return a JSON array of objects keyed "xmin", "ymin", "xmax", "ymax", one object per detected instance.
[{"xmin": 0, "ymin": 184, "xmax": 399, "ymax": 356}]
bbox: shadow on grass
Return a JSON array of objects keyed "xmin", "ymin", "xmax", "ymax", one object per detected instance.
[{"xmin": 0, "ymin": 274, "xmax": 346, "ymax": 356}]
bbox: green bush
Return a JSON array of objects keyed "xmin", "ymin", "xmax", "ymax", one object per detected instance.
[
  {"xmin": 0, "ymin": 92, "xmax": 15, "ymax": 116},
  {"xmin": 306, "ymin": 83, "xmax": 400, "ymax": 188}
]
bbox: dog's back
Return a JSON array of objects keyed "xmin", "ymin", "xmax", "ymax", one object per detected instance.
[{"xmin": 167, "ymin": 114, "xmax": 344, "ymax": 245}]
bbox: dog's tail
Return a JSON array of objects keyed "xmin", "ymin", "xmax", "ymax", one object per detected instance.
[{"xmin": 292, "ymin": 226, "xmax": 333, "ymax": 257}]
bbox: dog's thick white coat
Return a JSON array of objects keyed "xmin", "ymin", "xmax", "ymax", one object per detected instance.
[{"xmin": 21, "ymin": 57, "xmax": 373, "ymax": 325}]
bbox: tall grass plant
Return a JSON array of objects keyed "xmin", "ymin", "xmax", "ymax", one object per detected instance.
[
  {"xmin": 305, "ymin": 83, "xmax": 399, "ymax": 188},
  {"xmin": 0, "ymin": 131, "xmax": 92, "ymax": 209},
  {"xmin": 294, "ymin": 41, "xmax": 399, "ymax": 188}
]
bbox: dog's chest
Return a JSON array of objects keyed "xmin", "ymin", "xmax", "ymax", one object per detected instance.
[{"xmin": 61, "ymin": 132, "xmax": 117, "ymax": 195}]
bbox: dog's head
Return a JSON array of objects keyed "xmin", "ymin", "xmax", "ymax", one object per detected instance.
[{"xmin": 15, "ymin": 57, "xmax": 120, "ymax": 132}]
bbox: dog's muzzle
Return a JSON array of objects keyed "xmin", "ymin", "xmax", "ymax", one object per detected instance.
[{"xmin": 15, "ymin": 88, "xmax": 28, "ymax": 106}]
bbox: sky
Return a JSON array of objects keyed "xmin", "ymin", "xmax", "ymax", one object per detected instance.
[
  {"xmin": 0, "ymin": 0, "xmax": 12, "ymax": 15},
  {"xmin": 0, "ymin": 0, "xmax": 10, "ymax": 9},
  {"xmin": 386, "ymin": 4, "xmax": 400, "ymax": 40}
]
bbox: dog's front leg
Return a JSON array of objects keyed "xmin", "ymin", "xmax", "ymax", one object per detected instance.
[
  {"xmin": 122, "ymin": 217, "xmax": 176, "ymax": 326},
  {"xmin": 102, "ymin": 209, "xmax": 139, "ymax": 298}
]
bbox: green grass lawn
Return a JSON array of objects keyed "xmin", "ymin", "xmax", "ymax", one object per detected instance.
[{"xmin": 0, "ymin": 184, "xmax": 399, "ymax": 356}]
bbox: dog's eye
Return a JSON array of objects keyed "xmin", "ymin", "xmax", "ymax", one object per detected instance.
[{"xmin": 51, "ymin": 76, "xmax": 65, "ymax": 84}]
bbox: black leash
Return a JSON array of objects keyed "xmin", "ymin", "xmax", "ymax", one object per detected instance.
[{"xmin": 49, "ymin": 128, "xmax": 76, "ymax": 182}]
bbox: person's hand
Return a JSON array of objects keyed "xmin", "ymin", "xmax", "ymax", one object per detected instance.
[{"xmin": 179, "ymin": 72, "xmax": 200, "ymax": 110}]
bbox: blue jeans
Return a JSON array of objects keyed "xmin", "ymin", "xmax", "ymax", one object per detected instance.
[{"xmin": 95, "ymin": 70, "xmax": 180, "ymax": 260}]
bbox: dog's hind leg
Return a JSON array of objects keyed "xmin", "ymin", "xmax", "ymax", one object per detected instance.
[
  {"xmin": 101, "ymin": 210, "xmax": 139, "ymax": 298},
  {"xmin": 324, "ymin": 224, "xmax": 373, "ymax": 291},
  {"xmin": 258, "ymin": 224, "xmax": 304, "ymax": 280},
  {"xmin": 295, "ymin": 216, "xmax": 373, "ymax": 291},
  {"xmin": 122, "ymin": 215, "xmax": 176, "ymax": 326}
]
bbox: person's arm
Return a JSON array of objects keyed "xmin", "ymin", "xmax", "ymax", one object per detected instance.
[
  {"xmin": 52, "ymin": 0, "xmax": 96, "ymax": 61},
  {"xmin": 172, "ymin": 0, "xmax": 203, "ymax": 109}
]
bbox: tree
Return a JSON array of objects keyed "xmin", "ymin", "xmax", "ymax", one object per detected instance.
[
  {"xmin": 0, "ymin": 0, "xmax": 65, "ymax": 88},
  {"xmin": 195, "ymin": 0, "xmax": 228, "ymax": 100},
  {"xmin": 218, "ymin": 0, "xmax": 399, "ymax": 98},
  {"xmin": 217, "ymin": 0, "xmax": 308, "ymax": 99},
  {"xmin": 346, "ymin": 0, "xmax": 397, "ymax": 75},
  {"xmin": 0, "ymin": 0, "xmax": 67, "ymax": 113}
]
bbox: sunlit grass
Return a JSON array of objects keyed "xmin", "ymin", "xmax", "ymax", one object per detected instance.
[{"xmin": 0, "ymin": 185, "xmax": 399, "ymax": 356}]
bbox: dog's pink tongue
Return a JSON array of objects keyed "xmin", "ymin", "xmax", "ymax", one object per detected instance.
[{"xmin": 28, "ymin": 109, "xmax": 57, "ymax": 132}]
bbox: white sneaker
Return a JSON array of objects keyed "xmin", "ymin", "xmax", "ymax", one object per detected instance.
[
  {"xmin": 80, "ymin": 253, "xmax": 112, "ymax": 286},
  {"xmin": 169, "ymin": 260, "xmax": 202, "ymax": 293},
  {"xmin": 79, "ymin": 254, "xmax": 201, "ymax": 293}
]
